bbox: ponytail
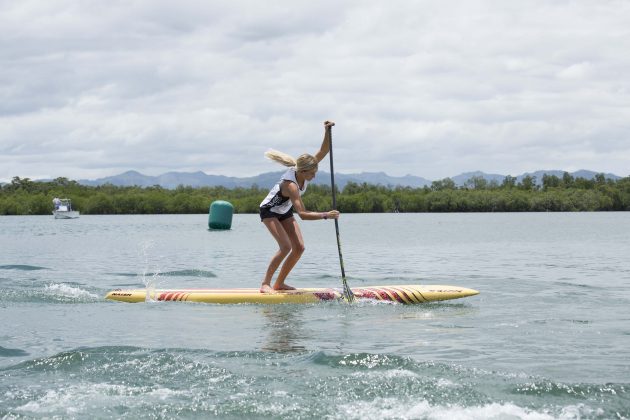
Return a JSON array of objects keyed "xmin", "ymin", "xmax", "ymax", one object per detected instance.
[
  {"xmin": 265, "ymin": 149, "xmax": 319, "ymax": 173},
  {"xmin": 264, "ymin": 149, "xmax": 297, "ymax": 167}
]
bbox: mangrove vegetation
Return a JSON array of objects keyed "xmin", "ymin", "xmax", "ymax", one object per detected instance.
[{"xmin": 1, "ymin": 173, "xmax": 630, "ymax": 215}]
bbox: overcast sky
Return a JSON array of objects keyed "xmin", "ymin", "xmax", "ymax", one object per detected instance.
[{"xmin": 1, "ymin": 0, "xmax": 629, "ymax": 183}]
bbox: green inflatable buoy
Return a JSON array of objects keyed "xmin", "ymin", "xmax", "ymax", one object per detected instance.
[{"xmin": 208, "ymin": 200, "xmax": 234, "ymax": 230}]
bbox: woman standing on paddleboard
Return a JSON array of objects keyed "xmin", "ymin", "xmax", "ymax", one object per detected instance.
[{"xmin": 259, "ymin": 120, "xmax": 340, "ymax": 293}]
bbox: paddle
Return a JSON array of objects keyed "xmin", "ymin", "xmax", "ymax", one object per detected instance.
[{"xmin": 327, "ymin": 125, "xmax": 355, "ymax": 303}]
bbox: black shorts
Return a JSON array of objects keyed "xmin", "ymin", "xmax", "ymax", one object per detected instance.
[{"xmin": 259, "ymin": 207, "xmax": 294, "ymax": 222}]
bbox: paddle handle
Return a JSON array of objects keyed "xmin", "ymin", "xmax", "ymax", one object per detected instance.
[{"xmin": 328, "ymin": 126, "xmax": 354, "ymax": 302}]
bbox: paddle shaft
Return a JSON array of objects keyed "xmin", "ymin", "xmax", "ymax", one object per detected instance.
[{"xmin": 328, "ymin": 127, "xmax": 354, "ymax": 302}]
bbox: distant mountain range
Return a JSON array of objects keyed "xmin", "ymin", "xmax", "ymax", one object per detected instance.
[
  {"xmin": 76, "ymin": 170, "xmax": 433, "ymax": 189},
  {"xmin": 73, "ymin": 169, "xmax": 623, "ymax": 189}
]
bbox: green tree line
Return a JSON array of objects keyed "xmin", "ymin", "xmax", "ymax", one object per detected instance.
[{"xmin": 1, "ymin": 173, "xmax": 630, "ymax": 215}]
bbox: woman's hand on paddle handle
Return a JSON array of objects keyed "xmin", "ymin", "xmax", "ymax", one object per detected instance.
[
  {"xmin": 315, "ymin": 121, "xmax": 335, "ymax": 162},
  {"xmin": 322, "ymin": 210, "xmax": 340, "ymax": 220}
]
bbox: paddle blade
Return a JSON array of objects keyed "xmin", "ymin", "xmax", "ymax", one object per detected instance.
[{"xmin": 342, "ymin": 278, "xmax": 355, "ymax": 303}]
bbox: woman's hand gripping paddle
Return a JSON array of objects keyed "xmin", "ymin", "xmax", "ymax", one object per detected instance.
[{"xmin": 327, "ymin": 124, "xmax": 355, "ymax": 303}]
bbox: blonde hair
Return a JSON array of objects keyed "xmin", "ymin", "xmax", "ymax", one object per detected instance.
[{"xmin": 265, "ymin": 149, "xmax": 318, "ymax": 172}]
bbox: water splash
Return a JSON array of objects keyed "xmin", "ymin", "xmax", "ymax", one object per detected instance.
[
  {"xmin": 137, "ymin": 241, "xmax": 159, "ymax": 302},
  {"xmin": 44, "ymin": 283, "xmax": 99, "ymax": 302},
  {"xmin": 0, "ymin": 282, "xmax": 99, "ymax": 304}
]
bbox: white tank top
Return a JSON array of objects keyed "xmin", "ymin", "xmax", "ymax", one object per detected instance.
[{"xmin": 259, "ymin": 168, "xmax": 309, "ymax": 214}]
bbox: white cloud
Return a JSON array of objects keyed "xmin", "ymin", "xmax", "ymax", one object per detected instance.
[
  {"xmin": 557, "ymin": 62, "xmax": 592, "ymax": 80},
  {"xmin": 1, "ymin": 0, "xmax": 630, "ymax": 182}
]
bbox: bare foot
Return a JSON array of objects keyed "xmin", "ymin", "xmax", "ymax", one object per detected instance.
[
  {"xmin": 273, "ymin": 284, "xmax": 296, "ymax": 291},
  {"xmin": 260, "ymin": 284, "xmax": 276, "ymax": 293}
]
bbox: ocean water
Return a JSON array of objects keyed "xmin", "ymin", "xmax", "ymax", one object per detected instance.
[{"xmin": 1, "ymin": 213, "xmax": 629, "ymax": 419}]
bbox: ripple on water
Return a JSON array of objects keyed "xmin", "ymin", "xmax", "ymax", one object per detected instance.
[
  {"xmin": 1, "ymin": 347, "xmax": 626, "ymax": 419},
  {"xmin": 0, "ymin": 346, "xmax": 29, "ymax": 357},
  {"xmin": 0, "ymin": 265, "xmax": 48, "ymax": 271}
]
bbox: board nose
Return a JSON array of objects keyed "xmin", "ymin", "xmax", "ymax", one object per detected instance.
[{"xmin": 460, "ymin": 287, "xmax": 480, "ymax": 297}]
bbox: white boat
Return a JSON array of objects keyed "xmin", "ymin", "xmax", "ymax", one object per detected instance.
[{"xmin": 53, "ymin": 198, "xmax": 80, "ymax": 219}]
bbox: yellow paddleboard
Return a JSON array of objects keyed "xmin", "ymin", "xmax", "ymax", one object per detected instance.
[{"xmin": 105, "ymin": 285, "xmax": 479, "ymax": 305}]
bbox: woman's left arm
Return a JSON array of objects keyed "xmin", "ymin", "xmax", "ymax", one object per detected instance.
[
  {"xmin": 314, "ymin": 120, "xmax": 335, "ymax": 163},
  {"xmin": 284, "ymin": 182, "xmax": 339, "ymax": 221}
]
